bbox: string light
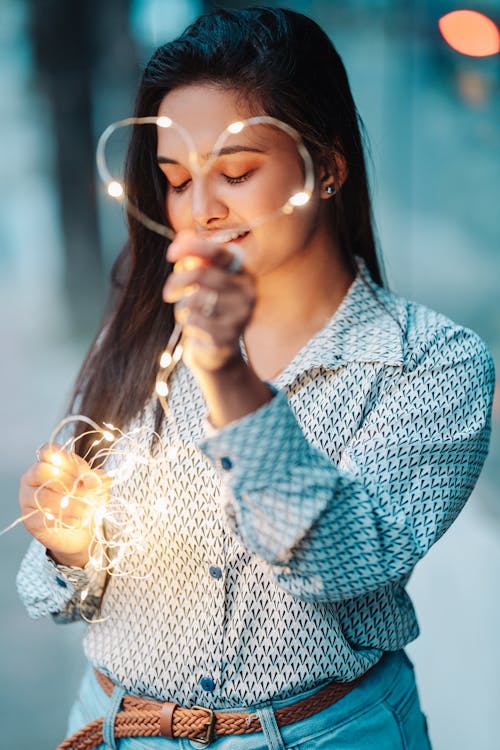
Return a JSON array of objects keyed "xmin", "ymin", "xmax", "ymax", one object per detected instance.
[
  {"xmin": 96, "ymin": 113, "xmax": 315, "ymax": 413},
  {"xmin": 1, "ymin": 415, "xmax": 183, "ymax": 588},
  {"xmin": 107, "ymin": 181, "xmax": 124, "ymax": 199},
  {"xmin": 157, "ymin": 115, "xmax": 172, "ymax": 128},
  {"xmin": 289, "ymin": 191, "xmax": 311, "ymax": 207},
  {"xmin": 227, "ymin": 121, "xmax": 245, "ymax": 134},
  {"xmin": 156, "ymin": 381, "xmax": 169, "ymax": 397},
  {"xmin": 160, "ymin": 351, "xmax": 172, "ymax": 369},
  {"xmin": 1, "ymin": 113, "xmax": 319, "ymax": 619},
  {"xmin": 96, "ymin": 112, "xmax": 315, "ymax": 255}
]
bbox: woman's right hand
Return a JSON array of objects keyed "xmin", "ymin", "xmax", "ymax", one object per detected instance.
[{"xmin": 19, "ymin": 443, "xmax": 111, "ymax": 568}]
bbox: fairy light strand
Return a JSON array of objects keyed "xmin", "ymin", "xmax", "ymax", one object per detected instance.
[{"xmin": 3, "ymin": 114, "xmax": 317, "ymax": 623}]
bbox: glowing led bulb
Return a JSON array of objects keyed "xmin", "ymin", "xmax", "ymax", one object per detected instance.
[
  {"xmin": 45, "ymin": 511, "xmax": 55, "ymax": 521},
  {"xmin": 103, "ymin": 431, "xmax": 114, "ymax": 442},
  {"xmin": 227, "ymin": 121, "xmax": 245, "ymax": 134},
  {"xmin": 50, "ymin": 453, "xmax": 63, "ymax": 467},
  {"xmin": 156, "ymin": 381, "xmax": 169, "ymax": 397},
  {"xmin": 157, "ymin": 116, "xmax": 172, "ymax": 128},
  {"xmin": 166, "ymin": 446, "xmax": 178, "ymax": 461},
  {"xmin": 160, "ymin": 351, "xmax": 172, "ymax": 368},
  {"xmin": 289, "ymin": 191, "xmax": 310, "ymax": 206},
  {"xmin": 60, "ymin": 496, "xmax": 69, "ymax": 509},
  {"xmin": 173, "ymin": 344, "xmax": 183, "ymax": 363},
  {"xmin": 107, "ymin": 181, "xmax": 124, "ymax": 199},
  {"xmin": 81, "ymin": 589, "xmax": 88, "ymax": 601}
]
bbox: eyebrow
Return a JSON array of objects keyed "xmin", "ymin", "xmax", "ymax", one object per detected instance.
[{"xmin": 157, "ymin": 145, "xmax": 267, "ymax": 165}]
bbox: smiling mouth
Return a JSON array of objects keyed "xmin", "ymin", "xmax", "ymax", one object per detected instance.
[{"xmin": 205, "ymin": 228, "xmax": 250, "ymax": 244}]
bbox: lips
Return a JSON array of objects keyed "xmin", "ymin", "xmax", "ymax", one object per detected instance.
[
  {"xmin": 205, "ymin": 228, "xmax": 250, "ymax": 244},
  {"xmin": 226, "ymin": 230, "xmax": 249, "ymax": 243}
]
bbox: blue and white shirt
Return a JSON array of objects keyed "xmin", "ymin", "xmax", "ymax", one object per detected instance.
[{"xmin": 17, "ymin": 259, "xmax": 495, "ymax": 709}]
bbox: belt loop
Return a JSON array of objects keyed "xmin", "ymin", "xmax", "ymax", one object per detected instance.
[
  {"xmin": 255, "ymin": 702, "xmax": 286, "ymax": 750},
  {"xmin": 102, "ymin": 684, "xmax": 126, "ymax": 750}
]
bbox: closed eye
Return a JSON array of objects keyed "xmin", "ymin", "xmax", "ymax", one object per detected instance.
[
  {"xmin": 168, "ymin": 171, "xmax": 253, "ymax": 194},
  {"xmin": 169, "ymin": 179, "xmax": 191, "ymax": 194},
  {"xmin": 224, "ymin": 171, "xmax": 252, "ymax": 185}
]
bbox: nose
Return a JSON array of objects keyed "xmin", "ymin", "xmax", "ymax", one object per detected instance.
[{"xmin": 191, "ymin": 176, "xmax": 229, "ymax": 228}]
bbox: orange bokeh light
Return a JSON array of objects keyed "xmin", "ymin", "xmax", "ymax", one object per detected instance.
[{"xmin": 438, "ymin": 10, "xmax": 500, "ymax": 57}]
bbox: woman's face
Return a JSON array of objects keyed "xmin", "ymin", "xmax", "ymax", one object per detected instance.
[{"xmin": 156, "ymin": 84, "xmax": 327, "ymax": 277}]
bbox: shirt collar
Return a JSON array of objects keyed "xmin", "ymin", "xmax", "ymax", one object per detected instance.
[{"xmin": 270, "ymin": 257, "xmax": 405, "ymax": 386}]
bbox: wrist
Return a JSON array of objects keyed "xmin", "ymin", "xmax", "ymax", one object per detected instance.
[
  {"xmin": 195, "ymin": 355, "xmax": 274, "ymax": 429},
  {"xmin": 46, "ymin": 548, "xmax": 89, "ymax": 569},
  {"xmin": 197, "ymin": 350, "xmax": 247, "ymax": 383}
]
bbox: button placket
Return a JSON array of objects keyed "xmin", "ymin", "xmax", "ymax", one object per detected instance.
[{"xmin": 197, "ymin": 502, "xmax": 226, "ymax": 704}]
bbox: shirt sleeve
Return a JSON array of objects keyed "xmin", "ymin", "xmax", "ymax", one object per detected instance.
[
  {"xmin": 199, "ymin": 325, "xmax": 495, "ymax": 602},
  {"xmin": 16, "ymin": 538, "xmax": 107, "ymax": 622}
]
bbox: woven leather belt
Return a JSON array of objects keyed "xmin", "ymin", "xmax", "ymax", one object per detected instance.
[{"xmin": 58, "ymin": 664, "xmax": 376, "ymax": 749}]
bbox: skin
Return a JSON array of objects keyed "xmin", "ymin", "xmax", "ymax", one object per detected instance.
[
  {"xmin": 18, "ymin": 83, "xmax": 354, "ymax": 567},
  {"xmin": 19, "ymin": 444, "xmax": 110, "ymax": 567},
  {"xmin": 161, "ymin": 84, "xmax": 354, "ymax": 425}
]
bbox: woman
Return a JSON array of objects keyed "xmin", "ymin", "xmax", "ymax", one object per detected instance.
[{"xmin": 17, "ymin": 7, "xmax": 494, "ymax": 749}]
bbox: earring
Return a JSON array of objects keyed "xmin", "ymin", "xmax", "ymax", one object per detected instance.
[{"xmin": 325, "ymin": 184, "xmax": 335, "ymax": 196}]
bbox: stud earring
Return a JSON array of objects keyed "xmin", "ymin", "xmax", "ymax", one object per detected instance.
[{"xmin": 325, "ymin": 184, "xmax": 335, "ymax": 196}]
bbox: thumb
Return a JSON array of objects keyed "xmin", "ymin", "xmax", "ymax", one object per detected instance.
[{"xmin": 78, "ymin": 469, "xmax": 111, "ymax": 493}]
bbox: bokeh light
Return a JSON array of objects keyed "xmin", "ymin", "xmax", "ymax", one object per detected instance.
[{"xmin": 438, "ymin": 10, "xmax": 500, "ymax": 57}]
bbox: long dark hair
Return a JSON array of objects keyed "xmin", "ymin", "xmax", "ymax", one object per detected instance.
[{"xmin": 70, "ymin": 6, "xmax": 383, "ymax": 455}]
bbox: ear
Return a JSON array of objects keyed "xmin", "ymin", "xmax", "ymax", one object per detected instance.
[{"xmin": 319, "ymin": 150, "xmax": 348, "ymax": 198}]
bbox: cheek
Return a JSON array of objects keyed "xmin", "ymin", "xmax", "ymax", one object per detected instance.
[
  {"xmin": 165, "ymin": 194, "xmax": 188, "ymax": 231},
  {"xmin": 251, "ymin": 165, "xmax": 305, "ymax": 213},
  {"xmin": 254, "ymin": 197, "xmax": 320, "ymax": 249}
]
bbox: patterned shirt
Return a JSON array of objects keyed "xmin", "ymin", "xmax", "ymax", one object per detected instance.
[{"xmin": 17, "ymin": 259, "xmax": 495, "ymax": 709}]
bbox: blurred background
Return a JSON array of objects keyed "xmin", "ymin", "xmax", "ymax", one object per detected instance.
[{"xmin": 0, "ymin": 0, "xmax": 498, "ymax": 747}]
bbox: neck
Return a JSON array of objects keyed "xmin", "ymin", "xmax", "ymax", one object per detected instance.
[{"xmin": 250, "ymin": 230, "xmax": 354, "ymax": 334}]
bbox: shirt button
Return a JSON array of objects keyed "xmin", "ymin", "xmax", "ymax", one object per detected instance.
[
  {"xmin": 219, "ymin": 456, "xmax": 233, "ymax": 471},
  {"xmin": 209, "ymin": 565, "xmax": 222, "ymax": 580},
  {"xmin": 200, "ymin": 677, "xmax": 215, "ymax": 692},
  {"xmin": 55, "ymin": 576, "xmax": 67, "ymax": 588}
]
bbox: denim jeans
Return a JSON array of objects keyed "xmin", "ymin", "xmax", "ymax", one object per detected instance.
[{"xmin": 67, "ymin": 650, "xmax": 432, "ymax": 749}]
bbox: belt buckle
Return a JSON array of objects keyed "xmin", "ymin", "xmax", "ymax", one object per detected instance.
[{"xmin": 192, "ymin": 706, "xmax": 216, "ymax": 745}]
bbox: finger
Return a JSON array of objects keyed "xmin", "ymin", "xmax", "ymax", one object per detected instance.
[
  {"xmin": 176, "ymin": 281, "xmax": 254, "ymax": 327},
  {"xmin": 79, "ymin": 468, "xmax": 112, "ymax": 493},
  {"xmin": 182, "ymin": 316, "xmax": 218, "ymax": 344},
  {"xmin": 28, "ymin": 508, "xmax": 92, "ymax": 535},
  {"xmin": 167, "ymin": 230, "xmax": 244, "ymax": 271},
  {"xmin": 36, "ymin": 444, "xmax": 88, "ymax": 478},
  {"xmin": 164, "ymin": 265, "xmax": 244, "ymax": 304},
  {"xmin": 164, "ymin": 269, "xmax": 222, "ymax": 305},
  {"xmin": 20, "ymin": 484, "xmax": 63, "ymax": 513},
  {"xmin": 24, "ymin": 462, "xmax": 81, "ymax": 492},
  {"xmin": 29, "ymin": 488, "xmax": 92, "ymax": 521}
]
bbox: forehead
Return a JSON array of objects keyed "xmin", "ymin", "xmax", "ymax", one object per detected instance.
[{"xmin": 156, "ymin": 83, "xmax": 289, "ymax": 161}]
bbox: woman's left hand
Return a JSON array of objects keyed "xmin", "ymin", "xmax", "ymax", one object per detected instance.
[{"xmin": 163, "ymin": 230, "xmax": 256, "ymax": 374}]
